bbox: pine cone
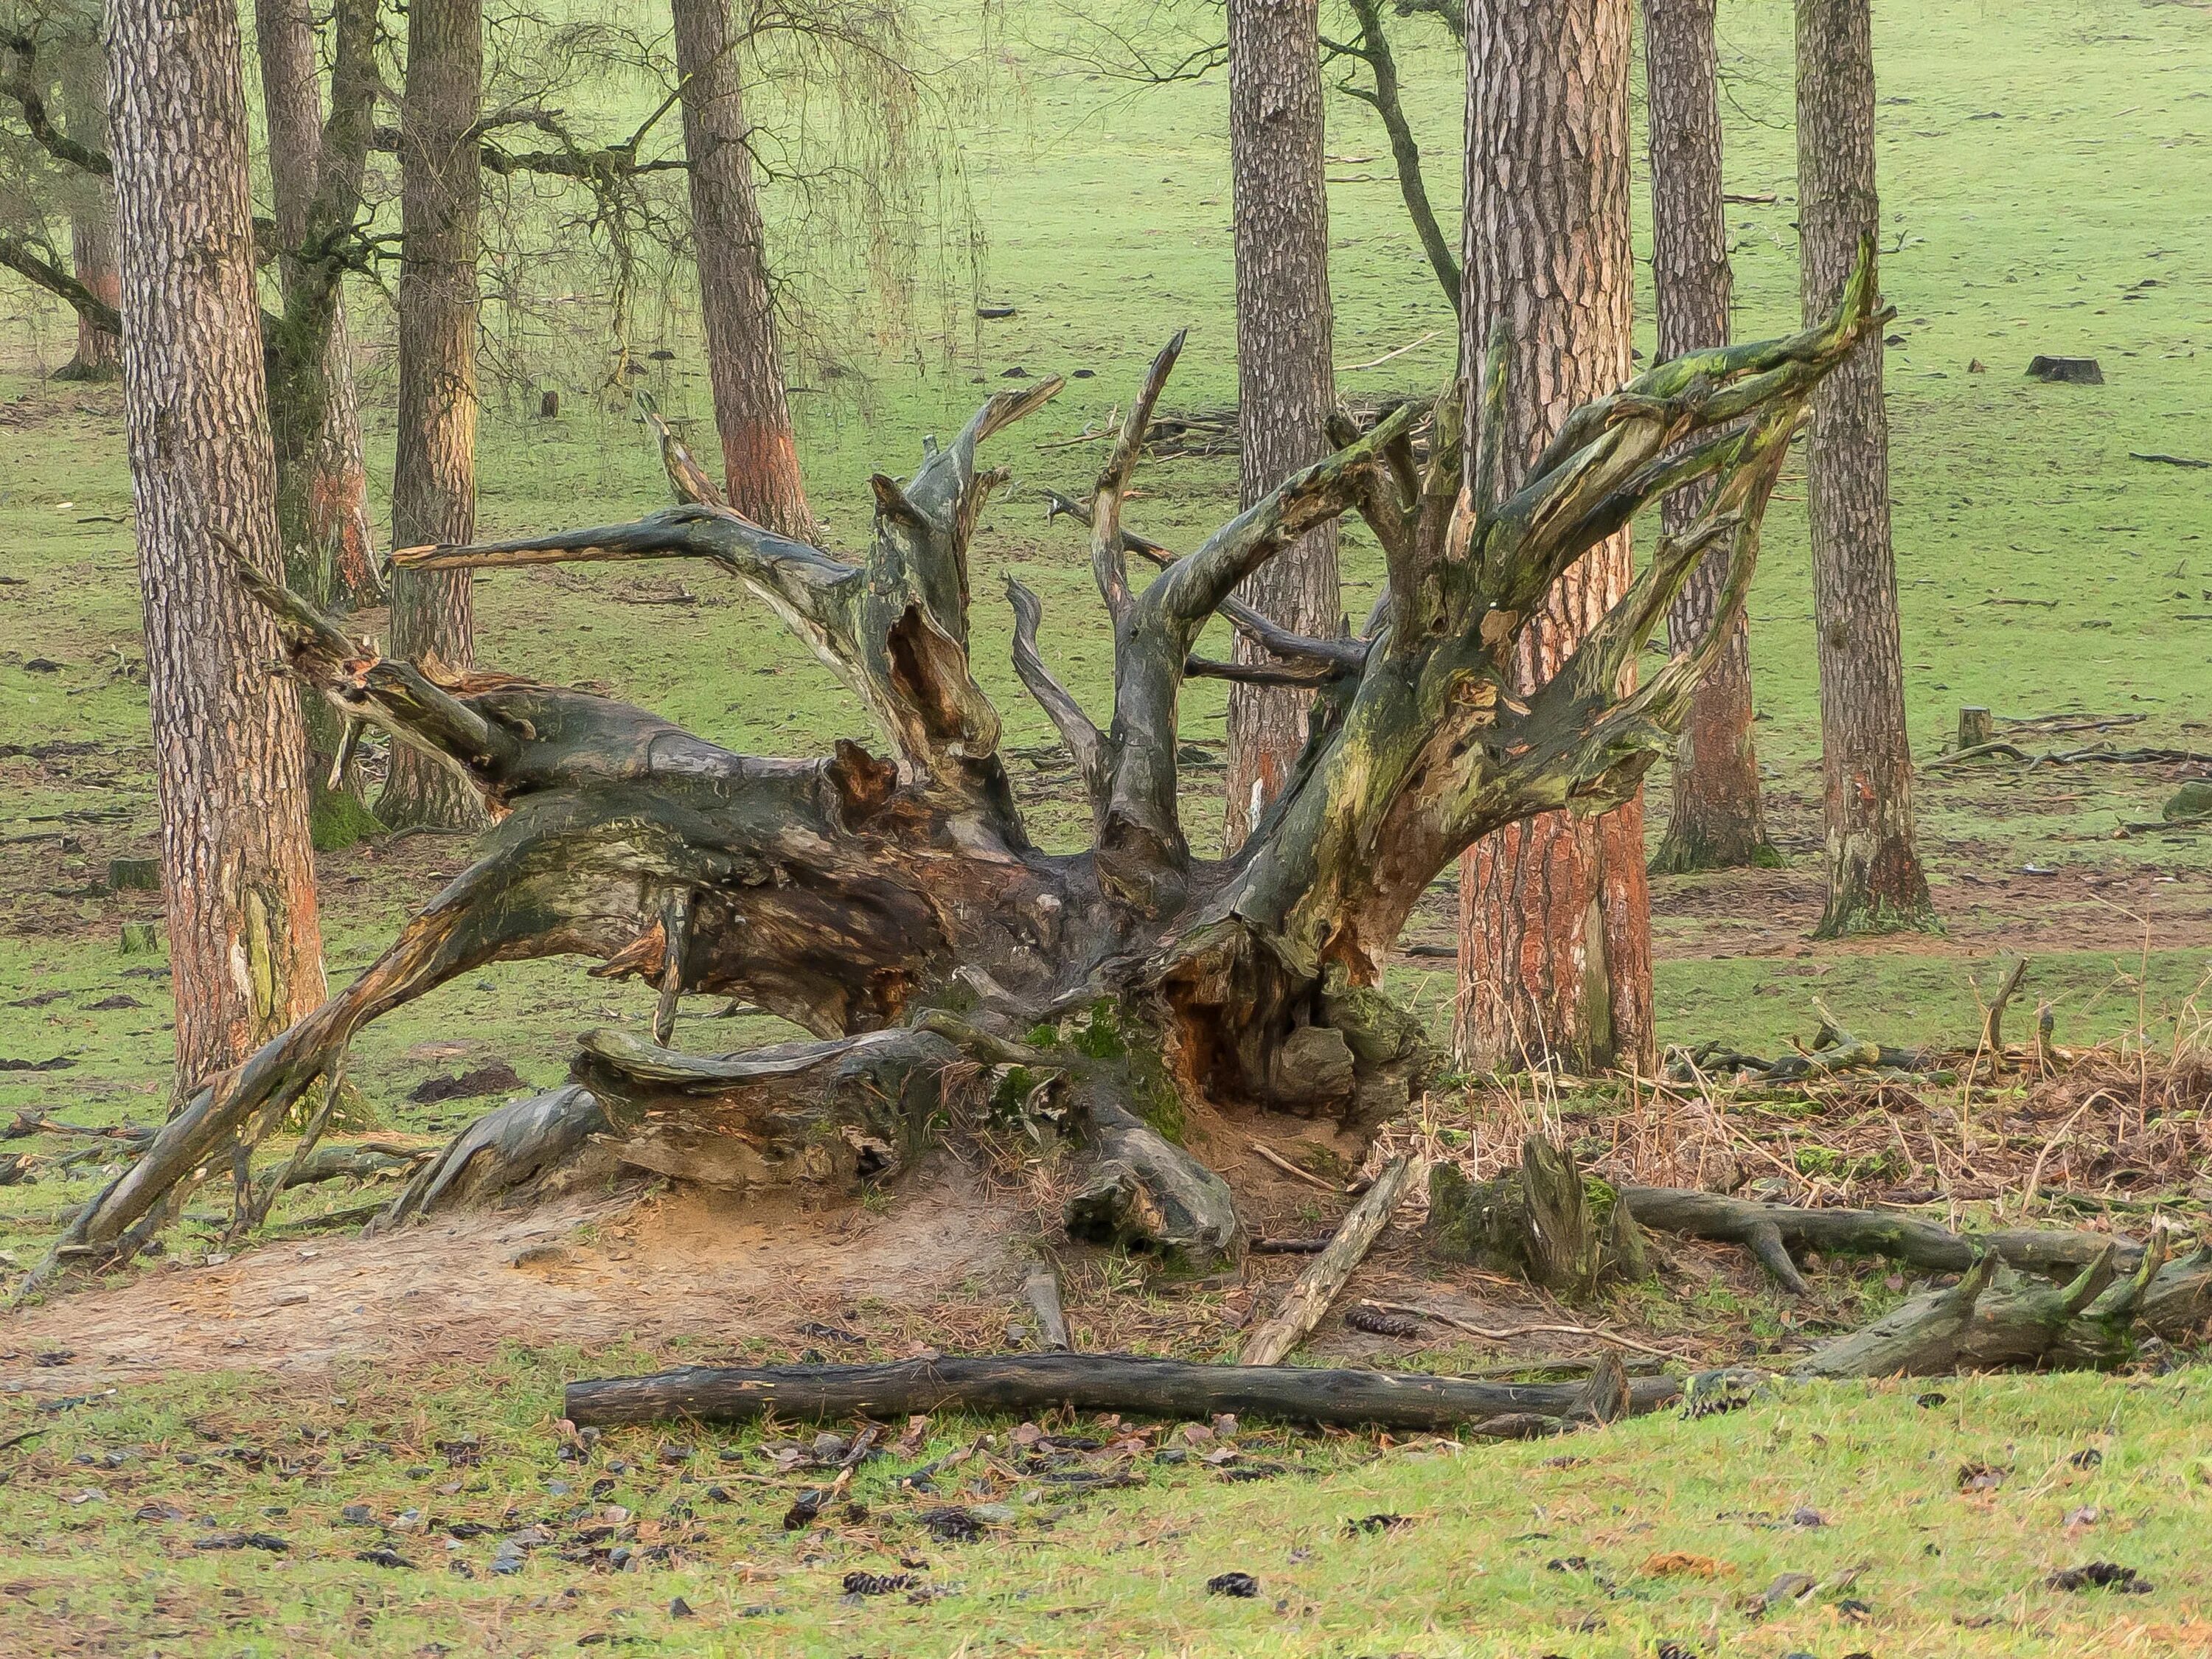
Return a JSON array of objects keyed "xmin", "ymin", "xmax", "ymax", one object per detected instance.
[{"xmin": 1346, "ymin": 1306, "xmax": 1419, "ymax": 1339}]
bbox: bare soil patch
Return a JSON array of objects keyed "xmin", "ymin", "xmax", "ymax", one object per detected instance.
[{"xmin": 3, "ymin": 1162, "xmax": 1020, "ymax": 1389}]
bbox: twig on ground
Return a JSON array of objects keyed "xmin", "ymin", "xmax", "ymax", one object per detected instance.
[
  {"xmin": 1361, "ymin": 1299, "xmax": 1700, "ymax": 1364},
  {"xmin": 1248, "ymin": 1141, "xmax": 1348, "ymax": 1194}
]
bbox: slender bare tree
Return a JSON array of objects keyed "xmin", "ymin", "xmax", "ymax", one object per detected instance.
[
  {"xmin": 1644, "ymin": 0, "xmax": 1775, "ymax": 872},
  {"xmin": 669, "ymin": 0, "xmax": 812, "ymax": 538},
  {"xmin": 1796, "ymin": 0, "xmax": 1933, "ymax": 934},
  {"xmin": 51, "ymin": 16, "xmax": 118, "ymax": 380},
  {"xmin": 103, "ymin": 0, "xmax": 326, "ymax": 1093},
  {"xmin": 380, "ymin": 0, "xmax": 488, "ymax": 831},
  {"xmin": 1455, "ymin": 0, "xmax": 1652, "ymax": 1074},
  {"xmin": 1223, "ymin": 0, "xmax": 1340, "ymax": 849}
]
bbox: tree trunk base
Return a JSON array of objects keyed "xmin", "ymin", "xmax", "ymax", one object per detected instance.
[
  {"xmin": 1648, "ymin": 828, "xmax": 1784, "ymax": 876},
  {"xmin": 1812, "ymin": 891, "xmax": 1943, "ymax": 940}
]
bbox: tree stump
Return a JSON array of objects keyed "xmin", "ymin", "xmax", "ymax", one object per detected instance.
[
  {"xmin": 1955, "ymin": 706, "xmax": 1994, "ymax": 751},
  {"xmin": 1426, "ymin": 1138, "xmax": 1651, "ymax": 1299}
]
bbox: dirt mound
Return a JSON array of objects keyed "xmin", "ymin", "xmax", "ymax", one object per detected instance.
[{"xmin": 1, "ymin": 1161, "xmax": 1018, "ymax": 1390}]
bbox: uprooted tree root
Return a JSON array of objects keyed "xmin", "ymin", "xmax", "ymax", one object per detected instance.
[{"xmin": 24, "ymin": 246, "xmax": 1895, "ymax": 1295}]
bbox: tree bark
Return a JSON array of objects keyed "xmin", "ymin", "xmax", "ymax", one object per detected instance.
[
  {"xmin": 669, "ymin": 0, "xmax": 812, "ymax": 540},
  {"xmin": 52, "ymin": 31, "xmax": 120, "ymax": 381},
  {"xmin": 103, "ymin": 0, "xmax": 326, "ymax": 1096},
  {"xmin": 256, "ymin": 0, "xmax": 379, "ymax": 612},
  {"xmin": 1224, "ymin": 0, "xmax": 1340, "ymax": 849},
  {"xmin": 1455, "ymin": 0, "xmax": 1652, "ymax": 1074},
  {"xmin": 1644, "ymin": 0, "xmax": 1775, "ymax": 874},
  {"xmin": 380, "ymin": 0, "xmax": 487, "ymax": 832},
  {"xmin": 1796, "ymin": 0, "xmax": 1933, "ymax": 935}
]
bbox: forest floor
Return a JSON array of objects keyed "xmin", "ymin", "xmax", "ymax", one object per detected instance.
[{"xmin": 2, "ymin": 0, "xmax": 2211, "ymax": 1651}]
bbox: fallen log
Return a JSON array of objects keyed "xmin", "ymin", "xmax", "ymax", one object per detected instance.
[
  {"xmin": 274, "ymin": 1141, "xmax": 437, "ymax": 1189},
  {"xmin": 1618, "ymin": 1185, "xmax": 2144, "ymax": 1291},
  {"xmin": 1795, "ymin": 1233, "xmax": 2212, "ymax": 1379},
  {"xmin": 563, "ymin": 1352, "xmax": 1680, "ymax": 1432},
  {"xmin": 1240, "ymin": 1155, "xmax": 1413, "ymax": 1366}
]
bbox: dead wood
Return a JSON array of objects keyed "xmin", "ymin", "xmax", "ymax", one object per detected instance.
[
  {"xmin": 1021, "ymin": 1259, "xmax": 1072, "ymax": 1352},
  {"xmin": 30, "ymin": 249, "xmax": 1886, "ymax": 1284},
  {"xmin": 562, "ymin": 1351, "xmax": 1680, "ymax": 1432},
  {"xmin": 1976, "ymin": 957, "xmax": 2031, "ymax": 1054},
  {"xmin": 1619, "ymin": 1184, "xmax": 2146, "ymax": 1291},
  {"xmin": 1427, "ymin": 1140, "xmax": 1650, "ymax": 1298},
  {"xmin": 1795, "ymin": 1231, "xmax": 2212, "ymax": 1379},
  {"xmin": 1927, "ymin": 741, "xmax": 2212, "ymax": 772},
  {"xmin": 1240, "ymin": 1155, "xmax": 1413, "ymax": 1365}
]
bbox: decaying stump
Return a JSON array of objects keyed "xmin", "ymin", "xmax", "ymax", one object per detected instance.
[
  {"xmin": 1426, "ymin": 1139, "xmax": 1651, "ymax": 1298},
  {"xmin": 31, "ymin": 249, "xmax": 1891, "ymax": 1285}
]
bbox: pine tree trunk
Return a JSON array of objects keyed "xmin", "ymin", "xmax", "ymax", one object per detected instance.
[
  {"xmin": 1643, "ymin": 0, "xmax": 1773, "ymax": 874},
  {"xmin": 257, "ymin": 0, "xmax": 380, "ymax": 611},
  {"xmin": 1795, "ymin": 0, "xmax": 1933, "ymax": 936},
  {"xmin": 669, "ymin": 0, "xmax": 812, "ymax": 540},
  {"xmin": 105, "ymin": 0, "xmax": 327, "ymax": 1095},
  {"xmin": 55, "ymin": 34, "xmax": 121, "ymax": 381},
  {"xmin": 1455, "ymin": 0, "xmax": 1652, "ymax": 1074},
  {"xmin": 380, "ymin": 0, "xmax": 488, "ymax": 832},
  {"xmin": 1224, "ymin": 0, "xmax": 1340, "ymax": 850}
]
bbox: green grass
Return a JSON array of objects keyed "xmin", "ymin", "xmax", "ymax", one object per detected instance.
[
  {"xmin": 4, "ymin": 1358, "xmax": 2211, "ymax": 1656},
  {"xmin": 4, "ymin": 0, "xmax": 2212, "ymax": 1649}
]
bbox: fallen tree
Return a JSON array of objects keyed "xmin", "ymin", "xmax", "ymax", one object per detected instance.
[
  {"xmin": 562, "ymin": 1349, "xmax": 1667, "ymax": 1433},
  {"xmin": 31, "ymin": 248, "xmax": 1890, "ymax": 1282},
  {"xmin": 1797, "ymin": 1230, "xmax": 2212, "ymax": 1377}
]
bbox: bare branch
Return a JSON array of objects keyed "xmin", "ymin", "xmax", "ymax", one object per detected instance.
[
  {"xmin": 1045, "ymin": 489, "xmax": 1368, "ymax": 672},
  {"xmin": 1091, "ymin": 330, "xmax": 1184, "ymax": 623},
  {"xmin": 1185, "ymin": 654, "xmax": 1343, "ymax": 689},
  {"xmin": 1470, "ymin": 237, "xmax": 1888, "ymax": 629},
  {"xmin": 1090, "ymin": 395, "xmax": 1423, "ymax": 897},
  {"xmin": 0, "ymin": 232, "xmax": 122, "ymax": 336},
  {"xmin": 642, "ymin": 408, "xmax": 731, "ymax": 509},
  {"xmin": 1005, "ymin": 577, "xmax": 1108, "ymax": 807},
  {"xmin": 1, "ymin": 32, "xmax": 112, "ymax": 175},
  {"xmin": 1494, "ymin": 406, "xmax": 1801, "ymax": 827}
]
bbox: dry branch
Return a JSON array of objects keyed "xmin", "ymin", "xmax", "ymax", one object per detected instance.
[
  {"xmin": 1620, "ymin": 1185, "xmax": 2146, "ymax": 1289},
  {"xmin": 1240, "ymin": 1155, "xmax": 1413, "ymax": 1365}
]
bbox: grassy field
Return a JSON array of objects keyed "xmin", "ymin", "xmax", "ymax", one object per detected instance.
[
  {"xmin": 3, "ymin": 1358, "xmax": 2210, "ymax": 1657},
  {"xmin": 3, "ymin": 0, "xmax": 2211, "ymax": 1651}
]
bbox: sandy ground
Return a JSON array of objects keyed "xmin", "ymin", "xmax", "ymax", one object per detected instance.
[{"xmin": 1, "ymin": 1163, "xmax": 1022, "ymax": 1390}]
